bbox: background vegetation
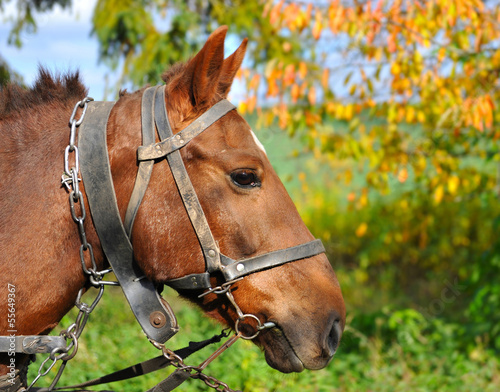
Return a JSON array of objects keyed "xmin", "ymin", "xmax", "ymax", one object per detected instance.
[{"xmin": 2, "ymin": 0, "xmax": 499, "ymax": 390}]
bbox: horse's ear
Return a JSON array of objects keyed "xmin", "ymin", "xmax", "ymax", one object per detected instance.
[
  {"xmin": 217, "ymin": 38, "xmax": 248, "ymax": 98},
  {"xmin": 184, "ymin": 26, "xmax": 228, "ymax": 108}
]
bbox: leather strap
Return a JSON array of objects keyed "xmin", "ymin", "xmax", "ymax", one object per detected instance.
[
  {"xmin": 124, "ymin": 86, "xmax": 158, "ymax": 236},
  {"xmin": 165, "ymin": 240, "xmax": 325, "ymax": 290},
  {"xmin": 220, "ymin": 239, "xmax": 325, "ymax": 281},
  {"xmin": 145, "ymin": 369, "xmax": 191, "ymax": 392},
  {"xmin": 153, "ymin": 86, "xmax": 227, "ymax": 273},
  {"xmin": 165, "ymin": 271, "xmax": 211, "ymax": 290},
  {"xmin": 0, "ymin": 336, "xmax": 66, "ymax": 354},
  {"xmin": 79, "ymin": 101, "xmax": 178, "ymax": 344},
  {"xmin": 137, "ymin": 99, "xmax": 236, "ymax": 161}
]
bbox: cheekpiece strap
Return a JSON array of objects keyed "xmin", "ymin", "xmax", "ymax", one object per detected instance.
[
  {"xmin": 152, "ymin": 86, "xmax": 234, "ymax": 273},
  {"xmin": 124, "ymin": 86, "xmax": 158, "ymax": 236}
]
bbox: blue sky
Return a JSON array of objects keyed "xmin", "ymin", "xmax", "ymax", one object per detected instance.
[{"xmin": 1, "ymin": 0, "xmax": 116, "ymax": 100}]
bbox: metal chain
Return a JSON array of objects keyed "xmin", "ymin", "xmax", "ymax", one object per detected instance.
[
  {"xmin": 148, "ymin": 284, "xmax": 277, "ymax": 392},
  {"xmin": 61, "ymin": 96, "xmax": 118, "ymax": 288},
  {"xmin": 150, "ymin": 342, "xmax": 241, "ymax": 392},
  {"xmin": 27, "ymin": 97, "xmax": 118, "ymax": 391}
]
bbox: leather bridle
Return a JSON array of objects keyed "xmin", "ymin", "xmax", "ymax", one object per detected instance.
[{"xmin": 78, "ymin": 85, "xmax": 326, "ymax": 344}]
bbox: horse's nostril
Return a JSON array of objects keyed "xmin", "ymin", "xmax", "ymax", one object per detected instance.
[{"xmin": 326, "ymin": 318, "xmax": 342, "ymax": 356}]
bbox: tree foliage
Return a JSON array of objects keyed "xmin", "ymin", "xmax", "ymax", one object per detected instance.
[
  {"xmin": 0, "ymin": 0, "xmax": 70, "ymax": 84},
  {"xmin": 91, "ymin": 0, "xmax": 500, "ymax": 201},
  {"xmin": 91, "ymin": 0, "xmax": 297, "ymax": 87},
  {"xmin": 1, "ymin": 0, "xmax": 70, "ymax": 46}
]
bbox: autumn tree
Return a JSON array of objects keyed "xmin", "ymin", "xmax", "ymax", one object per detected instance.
[{"xmin": 91, "ymin": 0, "xmax": 499, "ymax": 199}]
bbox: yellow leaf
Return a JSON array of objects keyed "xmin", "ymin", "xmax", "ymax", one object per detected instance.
[
  {"xmin": 448, "ymin": 175, "xmax": 460, "ymax": 194},
  {"xmin": 387, "ymin": 33, "xmax": 397, "ymax": 53},
  {"xmin": 238, "ymin": 101, "xmax": 247, "ymax": 115},
  {"xmin": 291, "ymin": 83, "xmax": 300, "ymax": 103},
  {"xmin": 405, "ymin": 106, "xmax": 415, "ymax": 123},
  {"xmin": 359, "ymin": 192, "xmax": 368, "ymax": 207},
  {"xmin": 335, "ymin": 104, "xmax": 344, "ymax": 119},
  {"xmin": 344, "ymin": 104, "xmax": 354, "ymax": 120},
  {"xmin": 308, "ymin": 86, "xmax": 317, "ymax": 105},
  {"xmin": 283, "ymin": 64, "xmax": 295, "ymax": 86},
  {"xmin": 417, "ymin": 110, "xmax": 426, "ymax": 123},
  {"xmin": 322, "ymin": 68, "xmax": 329, "ymax": 89},
  {"xmin": 391, "ymin": 62, "xmax": 401, "ymax": 76},
  {"xmin": 299, "ymin": 61, "xmax": 308, "ymax": 79},
  {"xmin": 434, "ymin": 185, "xmax": 444, "ymax": 204},
  {"xmin": 312, "ymin": 9, "xmax": 323, "ymax": 40},
  {"xmin": 438, "ymin": 47, "xmax": 446, "ymax": 63},
  {"xmin": 249, "ymin": 73, "xmax": 260, "ymax": 90},
  {"xmin": 356, "ymin": 222, "xmax": 368, "ymax": 237},
  {"xmin": 247, "ymin": 96, "xmax": 256, "ymax": 113},
  {"xmin": 344, "ymin": 169, "xmax": 353, "ymax": 184},
  {"xmin": 414, "ymin": 155, "xmax": 427, "ymax": 175},
  {"xmin": 326, "ymin": 102, "xmax": 336, "ymax": 115},
  {"xmin": 397, "ymin": 167, "xmax": 408, "ymax": 183},
  {"xmin": 269, "ymin": 0, "xmax": 285, "ymax": 25}
]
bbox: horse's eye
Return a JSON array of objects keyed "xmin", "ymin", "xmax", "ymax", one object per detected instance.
[{"xmin": 231, "ymin": 170, "xmax": 260, "ymax": 188}]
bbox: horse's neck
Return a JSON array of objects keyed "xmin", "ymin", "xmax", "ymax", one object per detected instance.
[{"xmin": 0, "ymin": 101, "xmax": 106, "ymax": 377}]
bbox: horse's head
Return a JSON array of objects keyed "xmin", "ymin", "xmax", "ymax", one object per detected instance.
[{"xmin": 112, "ymin": 26, "xmax": 345, "ymax": 373}]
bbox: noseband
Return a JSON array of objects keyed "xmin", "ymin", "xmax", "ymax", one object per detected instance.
[{"xmin": 78, "ymin": 85, "xmax": 325, "ymax": 344}]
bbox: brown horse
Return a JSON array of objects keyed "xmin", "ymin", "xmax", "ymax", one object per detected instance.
[{"xmin": 0, "ymin": 26, "xmax": 345, "ymax": 390}]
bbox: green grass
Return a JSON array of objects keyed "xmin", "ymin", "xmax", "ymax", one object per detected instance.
[{"xmin": 27, "ymin": 288, "xmax": 499, "ymax": 391}]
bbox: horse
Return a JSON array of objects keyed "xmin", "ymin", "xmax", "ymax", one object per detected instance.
[{"xmin": 0, "ymin": 26, "xmax": 345, "ymax": 391}]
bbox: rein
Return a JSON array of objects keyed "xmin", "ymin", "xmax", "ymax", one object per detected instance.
[{"xmin": 1, "ymin": 85, "xmax": 326, "ymax": 392}]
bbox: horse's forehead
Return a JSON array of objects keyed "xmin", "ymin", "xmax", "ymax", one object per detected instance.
[{"xmin": 217, "ymin": 111, "xmax": 266, "ymax": 154}]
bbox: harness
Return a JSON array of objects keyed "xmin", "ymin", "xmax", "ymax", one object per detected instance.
[{"xmin": 0, "ymin": 85, "xmax": 325, "ymax": 392}]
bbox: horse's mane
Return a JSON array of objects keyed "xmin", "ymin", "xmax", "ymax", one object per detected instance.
[
  {"xmin": 0, "ymin": 67, "xmax": 88, "ymax": 118},
  {"xmin": 0, "ymin": 63, "xmax": 195, "ymax": 120}
]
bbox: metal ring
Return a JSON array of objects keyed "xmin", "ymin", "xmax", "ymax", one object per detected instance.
[
  {"xmin": 61, "ymin": 332, "xmax": 79, "ymax": 361},
  {"xmin": 234, "ymin": 314, "xmax": 262, "ymax": 340}
]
